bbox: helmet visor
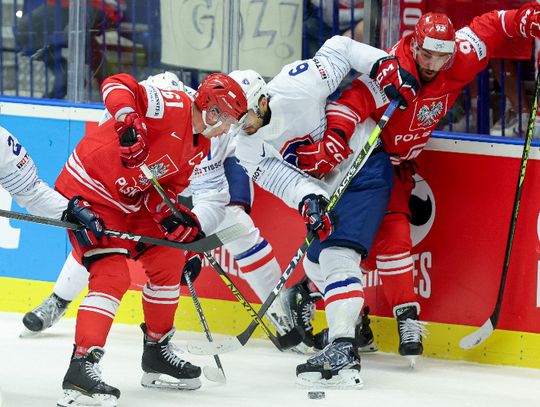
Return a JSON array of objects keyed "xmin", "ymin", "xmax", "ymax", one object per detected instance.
[
  {"xmin": 202, "ymin": 105, "xmax": 239, "ymax": 136},
  {"xmin": 413, "ymin": 42, "xmax": 453, "ymax": 71}
]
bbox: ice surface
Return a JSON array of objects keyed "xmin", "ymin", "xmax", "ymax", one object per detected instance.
[{"xmin": 0, "ymin": 312, "xmax": 538, "ymax": 407}]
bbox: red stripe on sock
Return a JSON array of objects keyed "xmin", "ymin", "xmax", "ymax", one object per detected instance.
[
  {"xmin": 325, "ymin": 290, "xmax": 364, "ymax": 306},
  {"xmin": 240, "ymin": 251, "xmax": 275, "ymax": 273}
]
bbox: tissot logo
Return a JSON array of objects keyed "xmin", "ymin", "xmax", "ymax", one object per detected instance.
[{"xmin": 409, "ymin": 173, "xmax": 435, "ymax": 247}]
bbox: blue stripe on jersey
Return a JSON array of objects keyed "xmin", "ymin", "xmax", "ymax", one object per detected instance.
[
  {"xmin": 235, "ymin": 240, "xmax": 268, "ymax": 261},
  {"xmin": 2, "ymin": 167, "xmax": 37, "ymax": 194},
  {"xmin": 324, "ymin": 277, "xmax": 362, "ymax": 295}
]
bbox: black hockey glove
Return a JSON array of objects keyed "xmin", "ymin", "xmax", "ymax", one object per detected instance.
[
  {"xmin": 370, "ymin": 56, "xmax": 419, "ymax": 110},
  {"xmin": 62, "ymin": 196, "xmax": 106, "ymax": 247},
  {"xmin": 298, "ymin": 194, "xmax": 335, "ymax": 240},
  {"xmin": 181, "ymin": 251, "xmax": 203, "ymax": 285}
]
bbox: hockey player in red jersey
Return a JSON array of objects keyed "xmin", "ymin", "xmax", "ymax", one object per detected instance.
[
  {"xmin": 296, "ymin": 2, "xmax": 540, "ymax": 365},
  {"xmin": 54, "ymin": 72, "xmax": 247, "ymax": 406}
]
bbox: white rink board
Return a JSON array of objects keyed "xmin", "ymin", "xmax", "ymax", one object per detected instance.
[{"xmin": 0, "ymin": 313, "xmax": 538, "ymax": 407}]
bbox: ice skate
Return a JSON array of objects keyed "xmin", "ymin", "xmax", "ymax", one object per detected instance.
[
  {"xmin": 57, "ymin": 346, "xmax": 120, "ymax": 407},
  {"xmin": 356, "ymin": 307, "xmax": 378, "ymax": 352},
  {"xmin": 277, "ymin": 278, "xmax": 322, "ymax": 354},
  {"xmin": 313, "ymin": 307, "xmax": 378, "ymax": 353},
  {"xmin": 394, "ymin": 303, "xmax": 429, "ymax": 368},
  {"xmin": 296, "ymin": 338, "xmax": 363, "ymax": 389},
  {"xmin": 21, "ymin": 293, "xmax": 70, "ymax": 337},
  {"xmin": 140, "ymin": 324, "xmax": 202, "ymax": 390}
]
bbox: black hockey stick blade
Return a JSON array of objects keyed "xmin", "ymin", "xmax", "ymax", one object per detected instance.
[{"xmin": 0, "ymin": 209, "xmax": 246, "ymax": 252}]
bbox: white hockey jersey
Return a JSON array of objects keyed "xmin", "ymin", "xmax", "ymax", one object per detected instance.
[
  {"xmin": 187, "ymin": 133, "xmax": 239, "ymax": 234},
  {"xmin": 235, "ymin": 35, "xmax": 387, "ymax": 209},
  {"xmin": 0, "ymin": 126, "xmax": 67, "ymax": 218}
]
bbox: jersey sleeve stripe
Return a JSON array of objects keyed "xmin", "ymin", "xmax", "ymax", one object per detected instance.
[{"xmin": 65, "ymin": 151, "xmax": 140, "ymax": 213}]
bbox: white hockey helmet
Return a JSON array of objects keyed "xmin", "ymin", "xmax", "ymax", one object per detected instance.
[
  {"xmin": 228, "ymin": 69, "xmax": 267, "ymax": 115},
  {"xmin": 144, "ymin": 71, "xmax": 184, "ymax": 91}
]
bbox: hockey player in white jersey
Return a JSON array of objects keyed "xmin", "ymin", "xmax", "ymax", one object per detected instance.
[
  {"xmin": 0, "ymin": 125, "xmax": 104, "ymax": 336},
  {"xmin": 22, "ymin": 71, "xmax": 297, "ymax": 345},
  {"xmin": 233, "ymin": 36, "xmax": 418, "ymax": 388}
]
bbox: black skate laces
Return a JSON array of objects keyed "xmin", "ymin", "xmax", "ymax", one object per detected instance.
[{"xmin": 398, "ymin": 318, "xmax": 429, "ymax": 343}]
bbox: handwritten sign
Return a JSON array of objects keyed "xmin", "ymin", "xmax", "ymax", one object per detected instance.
[{"xmin": 160, "ymin": 0, "xmax": 302, "ymax": 77}]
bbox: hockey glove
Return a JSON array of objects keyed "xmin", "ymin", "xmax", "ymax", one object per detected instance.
[
  {"xmin": 181, "ymin": 251, "xmax": 203, "ymax": 286},
  {"xmin": 299, "ymin": 194, "xmax": 335, "ymax": 240},
  {"xmin": 516, "ymin": 2, "xmax": 540, "ymax": 38},
  {"xmin": 296, "ymin": 129, "xmax": 353, "ymax": 177},
  {"xmin": 152, "ymin": 202, "xmax": 203, "ymax": 243},
  {"xmin": 115, "ymin": 112, "xmax": 149, "ymax": 168},
  {"xmin": 370, "ymin": 56, "xmax": 419, "ymax": 110},
  {"xmin": 62, "ymin": 196, "xmax": 106, "ymax": 247}
]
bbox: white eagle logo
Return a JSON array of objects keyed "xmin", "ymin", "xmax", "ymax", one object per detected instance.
[
  {"xmin": 137, "ymin": 162, "xmax": 170, "ymax": 186},
  {"xmin": 417, "ymin": 101, "xmax": 444, "ymax": 127}
]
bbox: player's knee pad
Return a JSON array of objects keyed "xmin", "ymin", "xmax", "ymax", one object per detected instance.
[
  {"xmin": 319, "ymin": 246, "xmax": 363, "ymax": 286},
  {"xmin": 82, "ymin": 248, "xmax": 129, "ymax": 269},
  {"xmin": 222, "ymin": 206, "xmax": 261, "ymax": 255},
  {"xmin": 302, "ymin": 256, "xmax": 325, "ymax": 293}
]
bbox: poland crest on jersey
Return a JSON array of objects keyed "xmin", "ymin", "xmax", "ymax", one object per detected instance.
[{"xmin": 410, "ymin": 95, "xmax": 449, "ymax": 131}]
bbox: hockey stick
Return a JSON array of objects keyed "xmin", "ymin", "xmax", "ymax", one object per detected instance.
[
  {"xmin": 183, "ymin": 272, "xmax": 227, "ymax": 383},
  {"xmin": 459, "ymin": 72, "xmax": 540, "ymax": 350},
  {"xmin": 188, "ymin": 99, "xmax": 400, "ymax": 355},
  {"xmin": 140, "ymin": 164, "xmax": 304, "ymax": 352},
  {"xmin": 138, "ymin": 164, "xmax": 227, "ymax": 381},
  {"xmin": 0, "ymin": 208, "xmax": 246, "ymax": 253}
]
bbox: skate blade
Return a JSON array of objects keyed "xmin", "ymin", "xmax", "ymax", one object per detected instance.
[
  {"xmin": 19, "ymin": 327, "xmax": 41, "ymax": 339},
  {"xmin": 141, "ymin": 372, "xmax": 201, "ymax": 390},
  {"xmin": 289, "ymin": 342, "xmax": 313, "ymax": 355},
  {"xmin": 296, "ymin": 369, "xmax": 364, "ymax": 389},
  {"xmin": 358, "ymin": 343, "xmax": 378, "ymax": 353},
  {"xmin": 406, "ymin": 355, "xmax": 419, "ymax": 369},
  {"xmin": 203, "ymin": 366, "xmax": 226, "ymax": 383},
  {"xmin": 57, "ymin": 389, "xmax": 118, "ymax": 407}
]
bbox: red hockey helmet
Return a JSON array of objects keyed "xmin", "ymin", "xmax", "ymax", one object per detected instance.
[
  {"xmin": 195, "ymin": 73, "xmax": 247, "ymax": 132},
  {"xmin": 412, "ymin": 12, "xmax": 456, "ymax": 71}
]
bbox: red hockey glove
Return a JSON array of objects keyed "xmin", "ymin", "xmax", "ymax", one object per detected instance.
[
  {"xmin": 296, "ymin": 129, "xmax": 353, "ymax": 177},
  {"xmin": 181, "ymin": 251, "xmax": 203, "ymax": 286},
  {"xmin": 62, "ymin": 196, "xmax": 106, "ymax": 247},
  {"xmin": 299, "ymin": 194, "xmax": 335, "ymax": 240},
  {"xmin": 114, "ymin": 112, "xmax": 149, "ymax": 168},
  {"xmin": 152, "ymin": 202, "xmax": 203, "ymax": 243},
  {"xmin": 516, "ymin": 2, "xmax": 540, "ymax": 38},
  {"xmin": 370, "ymin": 56, "xmax": 419, "ymax": 110}
]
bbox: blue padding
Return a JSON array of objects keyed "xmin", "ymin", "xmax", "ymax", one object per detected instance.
[{"xmin": 224, "ymin": 156, "xmax": 252, "ymax": 211}]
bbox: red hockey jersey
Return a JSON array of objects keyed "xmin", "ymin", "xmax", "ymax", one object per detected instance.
[
  {"xmin": 56, "ymin": 74, "xmax": 210, "ymax": 214},
  {"xmin": 330, "ymin": 9, "xmax": 527, "ymax": 165}
]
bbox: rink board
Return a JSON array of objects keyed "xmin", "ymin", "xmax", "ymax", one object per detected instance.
[{"xmin": 0, "ymin": 98, "xmax": 539, "ymax": 369}]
